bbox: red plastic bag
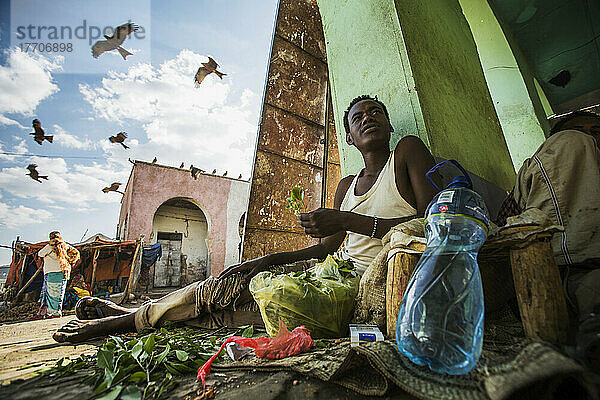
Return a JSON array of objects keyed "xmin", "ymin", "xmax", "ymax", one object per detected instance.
[{"xmin": 197, "ymin": 320, "xmax": 313, "ymax": 391}]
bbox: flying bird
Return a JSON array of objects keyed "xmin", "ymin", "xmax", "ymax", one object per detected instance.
[
  {"xmin": 102, "ymin": 182, "xmax": 123, "ymax": 194},
  {"xmin": 26, "ymin": 164, "xmax": 48, "ymax": 183},
  {"xmin": 190, "ymin": 165, "xmax": 205, "ymax": 180},
  {"xmin": 212, "ymin": 169, "xmax": 217, "ymax": 174},
  {"xmin": 194, "ymin": 57, "xmax": 227, "ymax": 86},
  {"xmin": 109, "ymin": 131, "xmax": 129, "ymax": 149},
  {"xmin": 180, "ymin": 162, "xmax": 185, "ymax": 168},
  {"xmin": 30, "ymin": 119, "xmax": 53, "ymax": 145},
  {"xmin": 152, "ymin": 157, "xmax": 157, "ymax": 164},
  {"xmin": 91, "ymin": 22, "xmax": 139, "ymax": 60}
]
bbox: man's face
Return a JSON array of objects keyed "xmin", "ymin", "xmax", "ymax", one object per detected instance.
[{"xmin": 346, "ymin": 99, "xmax": 393, "ymax": 149}]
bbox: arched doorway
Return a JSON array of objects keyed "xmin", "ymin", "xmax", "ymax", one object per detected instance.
[{"xmin": 151, "ymin": 198, "xmax": 209, "ymax": 287}]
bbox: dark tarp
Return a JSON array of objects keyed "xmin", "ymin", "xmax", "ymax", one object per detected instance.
[{"xmin": 142, "ymin": 243, "xmax": 162, "ymax": 267}]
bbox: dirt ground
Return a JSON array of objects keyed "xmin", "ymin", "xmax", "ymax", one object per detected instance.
[
  {"xmin": 0, "ymin": 315, "xmax": 98, "ymax": 383},
  {"xmin": 0, "ymin": 316, "xmax": 416, "ymax": 399}
]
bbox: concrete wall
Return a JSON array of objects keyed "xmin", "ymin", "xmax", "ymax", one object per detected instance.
[
  {"xmin": 317, "ymin": 0, "xmax": 517, "ymax": 190},
  {"xmin": 118, "ymin": 162, "xmax": 249, "ymax": 277},
  {"xmin": 317, "ymin": 0, "xmax": 427, "ymax": 178},
  {"xmin": 394, "ymin": 0, "xmax": 515, "ymax": 189},
  {"xmin": 458, "ymin": 0, "xmax": 547, "ymax": 170},
  {"xmin": 225, "ymin": 180, "xmax": 249, "ymax": 267},
  {"xmin": 118, "ymin": 170, "xmax": 135, "ymax": 240},
  {"xmin": 151, "ymin": 204, "xmax": 209, "ymax": 283}
]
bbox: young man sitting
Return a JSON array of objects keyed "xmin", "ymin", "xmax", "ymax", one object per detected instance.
[{"xmin": 54, "ymin": 95, "xmax": 439, "ymax": 343}]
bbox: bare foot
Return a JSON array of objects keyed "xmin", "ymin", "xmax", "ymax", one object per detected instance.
[
  {"xmin": 75, "ymin": 296, "xmax": 134, "ymax": 320},
  {"xmin": 53, "ymin": 313, "xmax": 136, "ymax": 343}
]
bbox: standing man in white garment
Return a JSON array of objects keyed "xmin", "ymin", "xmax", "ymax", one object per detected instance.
[{"xmin": 54, "ymin": 95, "xmax": 439, "ymax": 343}]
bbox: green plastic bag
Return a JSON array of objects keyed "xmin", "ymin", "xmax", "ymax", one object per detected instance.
[{"xmin": 249, "ymin": 255, "xmax": 360, "ymax": 338}]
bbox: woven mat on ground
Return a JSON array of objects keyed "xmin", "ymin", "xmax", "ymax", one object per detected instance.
[
  {"xmin": 212, "ymin": 337, "xmax": 595, "ymax": 399},
  {"xmin": 212, "ymin": 212, "xmax": 596, "ymax": 399}
]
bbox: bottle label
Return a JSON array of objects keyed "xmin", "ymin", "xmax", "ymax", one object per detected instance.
[{"xmin": 438, "ymin": 191, "xmax": 454, "ymax": 203}]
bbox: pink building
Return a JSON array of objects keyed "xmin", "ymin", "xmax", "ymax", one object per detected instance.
[{"xmin": 118, "ymin": 161, "xmax": 249, "ymax": 287}]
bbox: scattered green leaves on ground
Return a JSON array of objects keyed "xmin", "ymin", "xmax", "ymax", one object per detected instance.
[
  {"xmin": 42, "ymin": 325, "xmax": 258, "ymax": 400},
  {"xmin": 285, "ymin": 186, "xmax": 306, "ymax": 216}
]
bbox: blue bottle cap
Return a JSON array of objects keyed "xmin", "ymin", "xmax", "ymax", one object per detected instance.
[{"xmin": 448, "ymin": 175, "xmax": 472, "ymax": 189}]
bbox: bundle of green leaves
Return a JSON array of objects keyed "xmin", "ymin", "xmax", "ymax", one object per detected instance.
[
  {"xmin": 250, "ymin": 255, "xmax": 359, "ymax": 339},
  {"xmin": 285, "ymin": 186, "xmax": 306, "ymax": 216}
]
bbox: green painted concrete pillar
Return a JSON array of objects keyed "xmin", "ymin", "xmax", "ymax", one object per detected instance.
[
  {"xmin": 317, "ymin": 0, "xmax": 428, "ymax": 177},
  {"xmin": 459, "ymin": 0, "xmax": 548, "ymax": 170},
  {"xmin": 317, "ymin": 0, "xmax": 516, "ymax": 190}
]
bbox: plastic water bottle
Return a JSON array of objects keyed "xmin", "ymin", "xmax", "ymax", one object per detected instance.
[{"xmin": 396, "ymin": 160, "xmax": 490, "ymax": 375}]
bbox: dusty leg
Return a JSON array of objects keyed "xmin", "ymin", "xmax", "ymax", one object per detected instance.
[
  {"xmin": 75, "ymin": 296, "xmax": 135, "ymax": 320},
  {"xmin": 53, "ymin": 313, "xmax": 136, "ymax": 343}
]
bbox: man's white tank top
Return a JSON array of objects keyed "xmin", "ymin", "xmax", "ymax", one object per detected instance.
[{"xmin": 338, "ymin": 151, "xmax": 416, "ymax": 275}]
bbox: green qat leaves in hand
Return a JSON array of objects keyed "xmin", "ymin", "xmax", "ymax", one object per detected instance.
[{"xmin": 285, "ymin": 186, "xmax": 306, "ymax": 216}]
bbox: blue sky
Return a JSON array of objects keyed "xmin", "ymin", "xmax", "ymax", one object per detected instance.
[{"xmin": 0, "ymin": 0, "xmax": 278, "ymax": 265}]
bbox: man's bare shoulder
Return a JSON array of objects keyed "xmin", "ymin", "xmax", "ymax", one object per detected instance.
[
  {"xmin": 332, "ymin": 175, "xmax": 355, "ymax": 209},
  {"xmin": 393, "ymin": 135, "xmax": 430, "ymax": 167},
  {"xmin": 337, "ymin": 175, "xmax": 355, "ymax": 195},
  {"xmin": 394, "ymin": 135, "xmax": 428, "ymax": 154}
]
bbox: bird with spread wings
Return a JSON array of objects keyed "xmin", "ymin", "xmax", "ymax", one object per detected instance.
[
  {"xmin": 30, "ymin": 119, "xmax": 53, "ymax": 145},
  {"xmin": 102, "ymin": 182, "xmax": 124, "ymax": 195},
  {"xmin": 92, "ymin": 23, "xmax": 139, "ymax": 60},
  {"xmin": 109, "ymin": 132, "xmax": 129, "ymax": 149},
  {"xmin": 194, "ymin": 57, "xmax": 227, "ymax": 86},
  {"xmin": 26, "ymin": 164, "xmax": 48, "ymax": 183}
]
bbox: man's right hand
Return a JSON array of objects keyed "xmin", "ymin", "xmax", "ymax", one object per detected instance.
[{"xmin": 217, "ymin": 255, "xmax": 273, "ymax": 281}]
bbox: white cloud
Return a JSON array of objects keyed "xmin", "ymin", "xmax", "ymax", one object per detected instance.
[
  {"xmin": 0, "ymin": 202, "xmax": 53, "ymax": 229},
  {"xmin": 0, "ymin": 156, "xmax": 128, "ymax": 206},
  {"xmin": 52, "ymin": 124, "xmax": 97, "ymax": 150},
  {"xmin": 79, "ymin": 50, "xmax": 260, "ymax": 177},
  {"xmin": 0, "ymin": 114, "xmax": 27, "ymax": 130},
  {"xmin": 0, "ymin": 49, "xmax": 62, "ymax": 123},
  {"xmin": 13, "ymin": 138, "xmax": 29, "ymax": 154},
  {"xmin": 0, "ymin": 143, "xmax": 15, "ymax": 162},
  {"xmin": 0, "ymin": 139, "xmax": 29, "ymax": 162}
]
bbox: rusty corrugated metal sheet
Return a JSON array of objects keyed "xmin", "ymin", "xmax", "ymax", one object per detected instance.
[
  {"xmin": 242, "ymin": 0, "xmax": 341, "ymax": 261},
  {"xmin": 275, "ymin": 0, "xmax": 326, "ymax": 60},
  {"xmin": 265, "ymin": 38, "xmax": 328, "ymax": 125},
  {"xmin": 246, "ymin": 151, "xmax": 322, "ymax": 233},
  {"xmin": 243, "ymin": 229, "xmax": 317, "ymax": 262},
  {"xmin": 258, "ymin": 104, "xmax": 324, "ymax": 166}
]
